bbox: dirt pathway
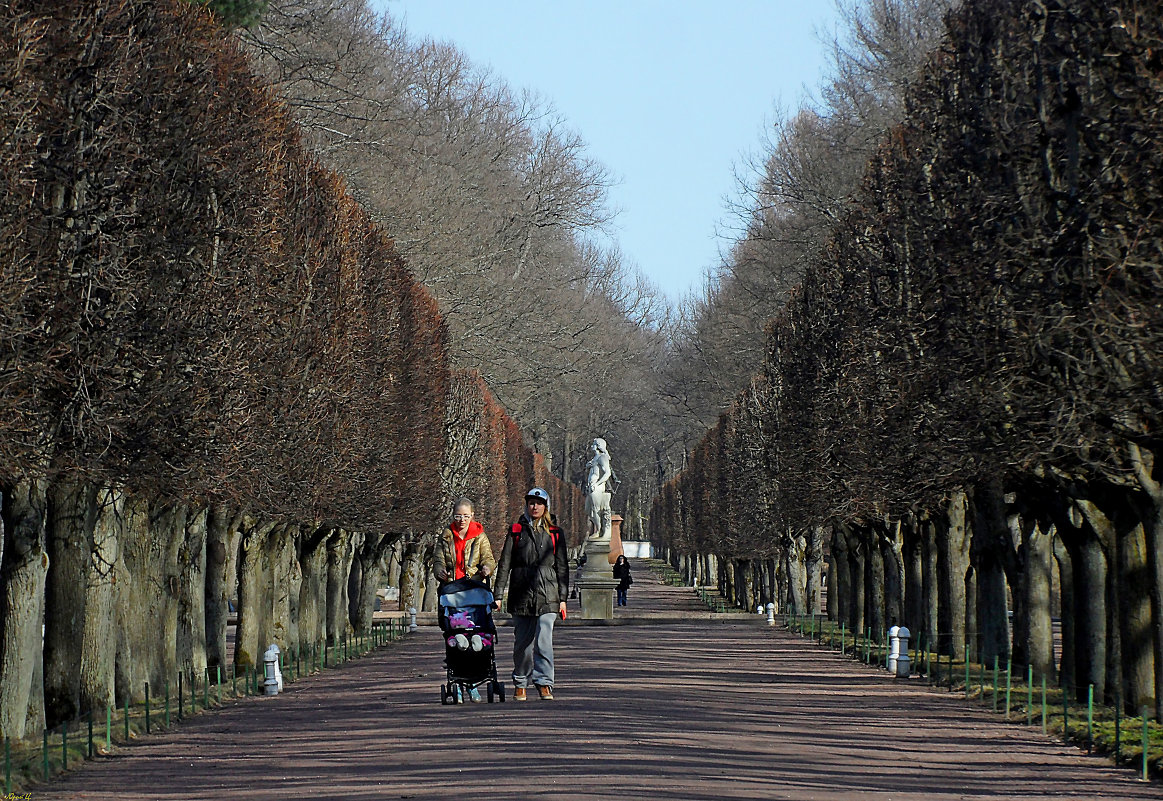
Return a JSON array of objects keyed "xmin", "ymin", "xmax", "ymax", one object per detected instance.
[{"xmin": 38, "ymin": 561, "xmax": 1158, "ymax": 800}]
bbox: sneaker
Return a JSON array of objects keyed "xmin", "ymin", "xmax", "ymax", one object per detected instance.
[
  {"xmin": 468, "ymin": 687, "xmax": 482, "ymax": 703},
  {"xmin": 514, "ymin": 687, "xmax": 527, "ymax": 701},
  {"xmin": 537, "ymin": 685, "xmax": 554, "ymax": 700}
]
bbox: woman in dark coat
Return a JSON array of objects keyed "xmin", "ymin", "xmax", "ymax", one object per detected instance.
[
  {"xmin": 492, "ymin": 487, "xmax": 569, "ymax": 701},
  {"xmin": 612, "ymin": 554, "xmax": 633, "ymax": 606}
]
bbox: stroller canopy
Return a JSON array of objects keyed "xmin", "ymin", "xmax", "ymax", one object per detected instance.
[{"xmin": 438, "ymin": 577, "xmax": 494, "ymax": 610}]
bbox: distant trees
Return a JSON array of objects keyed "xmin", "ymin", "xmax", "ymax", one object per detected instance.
[
  {"xmin": 0, "ymin": 0, "xmax": 581, "ymax": 739},
  {"xmin": 653, "ymin": 0, "xmax": 1163, "ymax": 719}
]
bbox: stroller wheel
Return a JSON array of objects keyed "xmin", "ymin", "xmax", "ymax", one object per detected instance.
[
  {"xmin": 487, "ymin": 683, "xmax": 494, "ymax": 703},
  {"xmin": 440, "ymin": 684, "xmax": 451, "ymax": 705},
  {"xmin": 496, "ymin": 681, "xmax": 506, "ymax": 703}
]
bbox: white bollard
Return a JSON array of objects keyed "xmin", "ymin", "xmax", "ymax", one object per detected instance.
[
  {"xmin": 887, "ymin": 626, "xmax": 900, "ymax": 674},
  {"xmin": 408, "ymin": 606, "xmax": 418, "ymax": 633},
  {"xmin": 263, "ymin": 644, "xmax": 282, "ymax": 696},
  {"xmin": 766, "ymin": 602, "xmax": 775, "ymax": 626},
  {"xmin": 895, "ymin": 626, "xmax": 912, "ymax": 677},
  {"xmin": 756, "ymin": 604, "xmax": 763, "ymax": 615}
]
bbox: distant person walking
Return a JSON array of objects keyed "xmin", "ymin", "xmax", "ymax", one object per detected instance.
[
  {"xmin": 493, "ymin": 487, "xmax": 569, "ymax": 701},
  {"xmin": 612, "ymin": 554, "xmax": 633, "ymax": 606}
]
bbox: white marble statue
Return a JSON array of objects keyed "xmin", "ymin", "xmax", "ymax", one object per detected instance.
[{"xmin": 584, "ymin": 437, "xmax": 614, "ymax": 541}]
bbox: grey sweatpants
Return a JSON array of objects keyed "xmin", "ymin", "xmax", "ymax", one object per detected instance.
[{"xmin": 511, "ymin": 612, "xmax": 557, "ymax": 688}]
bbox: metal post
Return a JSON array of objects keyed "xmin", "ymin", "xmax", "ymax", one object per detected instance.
[
  {"xmin": 177, "ymin": 673, "xmax": 182, "ymax": 720},
  {"xmin": 124, "ymin": 696, "xmax": 129, "ymax": 741},
  {"xmin": 1142, "ymin": 706, "xmax": 1149, "ymax": 782},
  {"xmin": 62, "ymin": 719, "xmax": 68, "ymax": 770},
  {"xmin": 1087, "ymin": 685, "xmax": 1094, "ymax": 751},
  {"xmin": 1027, "ymin": 665, "xmax": 1033, "ymax": 726},
  {"xmin": 1063, "ymin": 684, "xmax": 1069, "ymax": 736},
  {"xmin": 43, "ymin": 727, "xmax": 49, "ymax": 780},
  {"xmin": 1041, "ymin": 675, "xmax": 1047, "ymax": 735},
  {"xmin": 1115, "ymin": 695, "xmax": 1121, "ymax": 762},
  {"xmin": 88, "ymin": 711, "xmax": 93, "ymax": 758},
  {"xmin": 166, "ymin": 679, "xmax": 172, "ymax": 726},
  {"xmin": 204, "ymin": 669, "xmax": 209, "ymax": 708},
  {"xmin": 190, "ymin": 671, "xmax": 195, "ymax": 716},
  {"xmin": 217, "ymin": 666, "xmax": 222, "ymax": 705},
  {"xmin": 106, "ymin": 705, "xmax": 111, "ymax": 750},
  {"xmin": 145, "ymin": 682, "xmax": 151, "ymax": 734},
  {"xmin": 992, "ymin": 657, "xmax": 999, "ymax": 711}
]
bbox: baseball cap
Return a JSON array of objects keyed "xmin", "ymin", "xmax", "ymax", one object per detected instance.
[{"xmin": 525, "ymin": 487, "xmax": 550, "ymax": 503}]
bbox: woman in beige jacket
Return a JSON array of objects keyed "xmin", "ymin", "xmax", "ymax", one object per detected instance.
[{"xmin": 434, "ymin": 497, "xmax": 497, "ymax": 585}]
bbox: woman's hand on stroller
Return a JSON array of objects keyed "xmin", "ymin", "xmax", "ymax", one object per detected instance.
[{"xmin": 493, "ymin": 600, "xmax": 501, "ymax": 611}]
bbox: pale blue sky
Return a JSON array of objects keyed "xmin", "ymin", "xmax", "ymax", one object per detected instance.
[{"xmin": 374, "ymin": 1, "xmax": 840, "ymax": 301}]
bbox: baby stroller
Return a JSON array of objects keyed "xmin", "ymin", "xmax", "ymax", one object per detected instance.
[{"xmin": 437, "ymin": 577, "xmax": 506, "ymax": 704}]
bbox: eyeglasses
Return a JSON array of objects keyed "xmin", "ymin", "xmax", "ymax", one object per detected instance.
[{"xmin": 452, "ymin": 514, "xmax": 472, "ymax": 520}]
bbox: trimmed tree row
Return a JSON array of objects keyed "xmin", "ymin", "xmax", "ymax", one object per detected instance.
[
  {"xmin": 0, "ymin": 0, "xmax": 581, "ymax": 739},
  {"xmin": 651, "ymin": 0, "xmax": 1163, "ymax": 718}
]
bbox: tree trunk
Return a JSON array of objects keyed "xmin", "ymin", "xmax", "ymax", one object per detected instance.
[
  {"xmin": 785, "ymin": 531, "xmax": 807, "ymax": 615},
  {"xmin": 298, "ymin": 527, "xmax": 332, "ymax": 652},
  {"xmin": 1052, "ymin": 528, "xmax": 1077, "ymax": 689},
  {"xmin": 1024, "ymin": 519, "xmax": 1055, "ymax": 680},
  {"xmin": 867, "ymin": 528, "xmax": 885, "ymax": 643},
  {"xmin": 326, "ymin": 529, "xmax": 354, "ymax": 645},
  {"xmin": 937, "ymin": 489, "xmax": 971, "ymax": 658},
  {"xmin": 177, "ymin": 507, "xmax": 208, "ymax": 683},
  {"xmin": 0, "ymin": 477, "xmax": 49, "ymax": 738},
  {"xmin": 904, "ymin": 517, "xmax": 924, "ymax": 633},
  {"xmin": 805, "ymin": 525, "xmax": 824, "ymax": 616},
  {"xmin": 882, "ymin": 521, "xmax": 905, "ymax": 629},
  {"xmin": 921, "ymin": 514, "xmax": 939, "ymax": 658},
  {"xmin": 847, "ymin": 527, "xmax": 865, "ymax": 638},
  {"xmin": 78, "ymin": 485, "xmax": 123, "ymax": 715},
  {"xmin": 44, "ymin": 478, "xmax": 97, "ymax": 725},
  {"xmin": 204, "ymin": 506, "xmax": 234, "ymax": 675},
  {"xmin": 970, "ymin": 479, "xmax": 1012, "ymax": 665},
  {"xmin": 236, "ymin": 516, "xmax": 278, "ymax": 668},
  {"xmin": 1128, "ymin": 443, "xmax": 1163, "ymax": 721}
]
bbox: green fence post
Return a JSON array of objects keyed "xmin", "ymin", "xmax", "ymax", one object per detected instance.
[
  {"xmin": 62, "ymin": 719, "xmax": 67, "ymax": 770},
  {"xmin": 145, "ymin": 682, "xmax": 151, "ymax": 734},
  {"xmin": 231, "ymin": 663, "xmax": 237, "ymax": 696},
  {"xmin": 124, "ymin": 696, "xmax": 129, "ymax": 741},
  {"xmin": 88, "ymin": 711, "xmax": 94, "ymax": 758},
  {"xmin": 965, "ymin": 655, "xmax": 970, "ymax": 700},
  {"xmin": 166, "ymin": 679, "xmax": 171, "ymax": 727},
  {"xmin": 177, "ymin": 672, "xmax": 183, "ymax": 719},
  {"xmin": 43, "ymin": 727, "xmax": 49, "ymax": 780},
  {"xmin": 189, "ymin": 671, "xmax": 195, "ymax": 717},
  {"xmin": 217, "ymin": 666, "xmax": 222, "ymax": 705},
  {"xmin": 1046, "ymin": 669, "xmax": 1056, "ymax": 734},
  {"xmin": 840, "ymin": 623, "xmax": 845, "ymax": 655},
  {"xmin": 1142, "ymin": 706, "xmax": 1149, "ymax": 782},
  {"xmin": 978, "ymin": 660, "xmax": 985, "ymax": 703},
  {"xmin": 1087, "ymin": 684, "xmax": 1094, "ymax": 751},
  {"xmin": 993, "ymin": 656, "xmax": 999, "ymax": 712},
  {"xmin": 204, "ymin": 669, "xmax": 209, "ymax": 709},
  {"xmin": 1063, "ymin": 684, "xmax": 1069, "ymax": 738},
  {"xmin": 1027, "ymin": 666, "xmax": 1033, "ymax": 726},
  {"xmin": 106, "ymin": 705, "xmax": 111, "ymax": 750},
  {"xmin": 1115, "ymin": 696, "xmax": 1122, "ymax": 763},
  {"xmin": 1005, "ymin": 660, "xmax": 1012, "ymax": 719}
]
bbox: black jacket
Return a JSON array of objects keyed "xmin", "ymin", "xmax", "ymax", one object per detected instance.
[
  {"xmin": 493, "ymin": 515, "xmax": 569, "ymax": 616},
  {"xmin": 613, "ymin": 561, "xmax": 633, "ymax": 592}
]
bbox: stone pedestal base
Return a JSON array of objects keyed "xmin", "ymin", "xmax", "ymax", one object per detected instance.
[
  {"xmin": 576, "ymin": 538, "xmax": 618, "ymax": 620},
  {"xmin": 577, "ymin": 575, "xmax": 618, "ymax": 619}
]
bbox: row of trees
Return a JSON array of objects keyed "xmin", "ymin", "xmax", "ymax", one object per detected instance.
[
  {"xmin": 233, "ymin": 0, "xmax": 671, "ymax": 534},
  {"xmin": 652, "ymin": 0, "xmax": 1163, "ymax": 719},
  {"xmin": 0, "ymin": 0, "xmax": 582, "ymax": 739}
]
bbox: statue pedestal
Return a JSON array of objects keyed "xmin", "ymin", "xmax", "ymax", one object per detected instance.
[{"xmin": 579, "ymin": 520, "xmax": 623, "ymax": 623}]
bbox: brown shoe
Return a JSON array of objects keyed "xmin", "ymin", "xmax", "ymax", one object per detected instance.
[
  {"xmin": 513, "ymin": 687, "xmax": 527, "ymax": 701},
  {"xmin": 537, "ymin": 685, "xmax": 554, "ymax": 700}
]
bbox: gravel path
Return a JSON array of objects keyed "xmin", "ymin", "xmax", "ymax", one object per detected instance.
[{"xmin": 38, "ymin": 561, "xmax": 1159, "ymax": 800}]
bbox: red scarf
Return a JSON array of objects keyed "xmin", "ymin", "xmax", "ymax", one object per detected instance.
[{"xmin": 449, "ymin": 520, "xmax": 483, "ymax": 579}]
